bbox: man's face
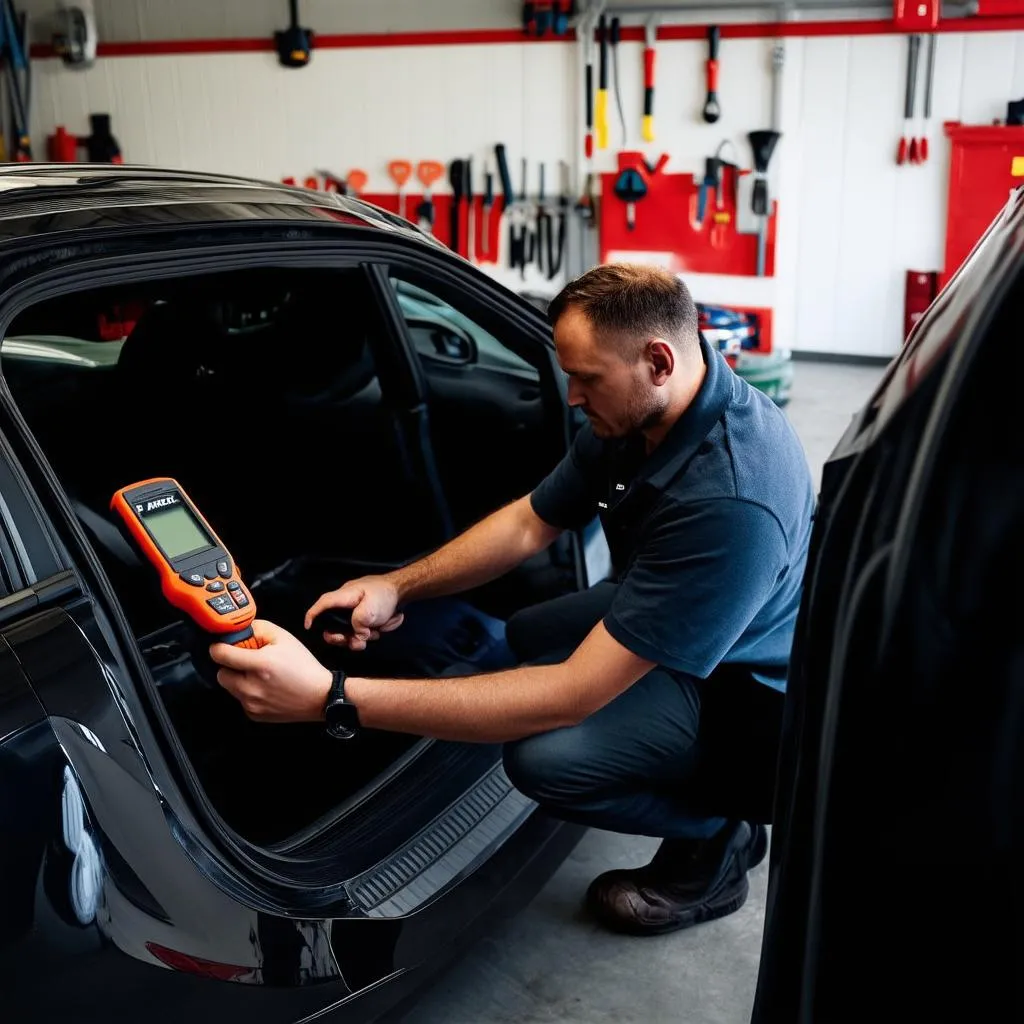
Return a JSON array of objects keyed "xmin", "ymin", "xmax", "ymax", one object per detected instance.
[{"xmin": 553, "ymin": 306, "xmax": 669, "ymax": 439}]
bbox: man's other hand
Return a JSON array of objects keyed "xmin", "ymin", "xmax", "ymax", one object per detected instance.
[
  {"xmin": 304, "ymin": 575, "xmax": 404, "ymax": 651},
  {"xmin": 210, "ymin": 620, "xmax": 332, "ymax": 723}
]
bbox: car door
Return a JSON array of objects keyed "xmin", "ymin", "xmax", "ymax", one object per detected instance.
[{"xmin": 387, "ymin": 273, "xmax": 553, "ymax": 531}]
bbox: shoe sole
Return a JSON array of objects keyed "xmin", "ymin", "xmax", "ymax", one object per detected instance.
[
  {"xmin": 591, "ymin": 873, "xmax": 751, "ymax": 937},
  {"xmin": 747, "ymin": 824, "xmax": 769, "ymax": 871}
]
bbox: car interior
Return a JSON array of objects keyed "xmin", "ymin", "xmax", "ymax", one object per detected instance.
[{"xmin": 1, "ymin": 266, "xmax": 581, "ymax": 847}]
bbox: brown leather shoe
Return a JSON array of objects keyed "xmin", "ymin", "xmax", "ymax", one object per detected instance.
[{"xmin": 584, "ymin": 822, "xmax": 768, "ymax": 935}]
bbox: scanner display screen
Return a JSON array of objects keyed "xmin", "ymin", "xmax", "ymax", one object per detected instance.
[{"xmin": 145, "ymin": 503, "xmax": 211, "ymax": 559}]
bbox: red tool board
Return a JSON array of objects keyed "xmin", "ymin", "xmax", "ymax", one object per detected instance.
[
  {"xmin": 942, "ymin": 121, "xmax": 1024, "ymax": 287},
  {"xmin": 600, "ymin": 151, "xmax": 777, "ymax": 277}
]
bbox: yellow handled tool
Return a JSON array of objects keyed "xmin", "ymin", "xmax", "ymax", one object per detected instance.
[
  {"xmin": 642, "ymin": 17, "xmax": 658, "ymax": 143},
  {"xmin": 595, "ymin": 14, "xmax": 609, "ymax": 150}
]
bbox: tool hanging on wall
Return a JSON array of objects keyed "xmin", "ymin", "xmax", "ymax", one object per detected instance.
[
  {"xmin": 449, "ymin": 159, "xmax": 466, "ymax": 257},
  {"xmin": 748, "ymin": 130, "xmax": 779, "ymax": 276},
  {"xmin": 552, "ymin": 160, "xmax": 569, "ymax": 279},
  {"xmin": 613, "ymin": 167, "xmax": 647, "ymax": 231},
  {"xmin": 510, "ymin": 158, "xmax": 531, "ymax": 275},
  {"xmin": 695, "ymin": 158, "xmax": 717, "ymax": 229},
  {"xmin": 918, "ymin": 33, "xmax": 936, "ymax": 163},
  {"xmin": 464, "ymin": 158, "xmax": 475, "ymax": 263},
  {"xmin": 416, "ymin": 160, "xmax": 444, "ymax": 234},
  {"xmin": 388, "ymin": 160, "xmax": 413, "ymax": 221},
  {"xmin": 481, "ymin": 158, "xmax": 495, "ymax": 261},
  {"xmin": 596, "ymin": 14, "xmax": 610, "ymax": 150},
  {"xmin": 610, "ymin": 16, "xmax": 627, "ymax": 147},
  {"xmin": 274, "ymin": 0, "xmax": 313, "ymax": 68},
  {"xmin": 702, "ymin": 25, "xmax": 721, "ymax": 124},
  {"xmin": 346, "ymin": 169, "xmax": 367, "ymax": 196},
  {"xmin": 583, "ymin": 15, "xmax": 595, "ymax": 159},
  {"xmin": 712, "ymin": 140, "xmax": 739, "ymax": 225},
  {"xmin": 495, "ymin": 143, "xmax": 515, "ymax": 263},
  {"xmin": 0, "ymin": 0, "xmax": 33, "ymax": 161},
  {"xmin": 642, "ymin": 16, "xmax": 658, "ymax": 143},
  {"xmin": 898, "ymin": 34, "xmax": 921, "ymax": 165},
  {"xmin": 536, "ymin": 162, "xmax": 553, "ymax": 276}
]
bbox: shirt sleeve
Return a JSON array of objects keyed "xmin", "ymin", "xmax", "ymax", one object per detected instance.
[
  {"xmin": 603, "ymin": 498, "xmax": 788, "ymax": 677},
  {"xmin": 529, "ymin": 426, "xmax": 604, "ymax": 531}
]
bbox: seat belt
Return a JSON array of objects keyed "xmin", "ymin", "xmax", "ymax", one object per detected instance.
[{"xmin": 72, "ymin": 500, "xmax": 141, "ymax": 568}]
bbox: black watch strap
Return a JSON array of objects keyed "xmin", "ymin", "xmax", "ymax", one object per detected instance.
[{"xmin": 325, "ymin": 669, "xmax": 360, "ymax": 739}]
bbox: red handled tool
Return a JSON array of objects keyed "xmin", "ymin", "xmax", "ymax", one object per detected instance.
[
  {"xmin": 583, "ymin": 18, "xmax": 594, "ymax": 159},
  {"xmin": 642, "ymin": 16, "xmax": 658, "ymax": 143},
  {"xmin": 388, "ymin": 159, "xmax": 413, "ymax": 220},
  {"xmin": 898, "ymin": 34, "xmax": 920, "ymax": 165},
  {"xmin": 702, "ymin": 25, "xmax": 721, "ymax": 124}
]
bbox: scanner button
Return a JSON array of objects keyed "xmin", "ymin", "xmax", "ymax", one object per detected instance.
[
  {"xmin": 207, "ymin": 595, "xmax": 236, "ymax": 615},
  {"xmin": 180, "ymin": 571, "xmax": 204, "ymax": 587},
  {"xmin": 206, "ymin": 581, "xmax": 225, "ymax": 593}
]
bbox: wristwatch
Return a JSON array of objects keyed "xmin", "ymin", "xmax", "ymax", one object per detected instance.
[{"xmin": 324, "ymin": 669, "xmax": 360, "ymax": 740}]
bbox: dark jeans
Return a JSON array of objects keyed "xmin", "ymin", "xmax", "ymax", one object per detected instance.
[{"xmin": 502, "ymin": 582, "xmax": 786, "ymax": 840}]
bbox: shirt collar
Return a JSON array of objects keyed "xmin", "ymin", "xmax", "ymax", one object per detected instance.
[{"xmin": 638, "ymin": 337, "xmax": 736, "ymax": 490}]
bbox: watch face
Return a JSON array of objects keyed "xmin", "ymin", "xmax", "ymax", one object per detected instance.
[{"xmin": 325, "ymin": 699, "xmax": 359, "ymax": 739}]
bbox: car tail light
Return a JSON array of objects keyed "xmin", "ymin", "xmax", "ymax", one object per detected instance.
[{"xmin": 145, "ymin": 941, "xmax": 253, "ymax": 982}]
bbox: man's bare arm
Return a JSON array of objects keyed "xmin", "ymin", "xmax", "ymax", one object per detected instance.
[
  {"xmin": 345, "ymin": 623, "xmax": 655, "ymax": 743},
  {"xmin": 387, "ymin": 496, "xmax": 562, "ymax": 604}
]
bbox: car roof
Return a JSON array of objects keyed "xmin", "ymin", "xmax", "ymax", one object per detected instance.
[{"xmin": 0, "ymin": 162, "xmax": 436, "ymax": 246}]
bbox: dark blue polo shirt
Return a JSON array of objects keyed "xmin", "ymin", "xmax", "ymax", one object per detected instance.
[{"xmin": 530, "ymin": 338, "xmax": 815, "ymax": 692}]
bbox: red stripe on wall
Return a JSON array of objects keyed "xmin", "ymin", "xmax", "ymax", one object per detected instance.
[{"xmin": 28, "ymin": 16, "xmax": 1024, "ymax": 60}]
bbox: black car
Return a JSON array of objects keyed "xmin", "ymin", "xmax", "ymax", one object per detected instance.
[
  {"xmin": 753, "ymin": 187, "xmax": 1024, "ymax": 1021},
  {"xmin": 0, "ymin": 165, "xmax": 594, "ymax": 1022}
]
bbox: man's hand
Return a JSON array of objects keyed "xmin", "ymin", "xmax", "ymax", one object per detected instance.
[
  {"xmin": 210, "ymin": 620, "xmax": 332, "ymax": 723},
  {"xmin": 304, "ymin": 575, "xmax": 404, "ymax": 651}
]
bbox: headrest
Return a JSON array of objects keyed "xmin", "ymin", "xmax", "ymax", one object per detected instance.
[{"xmin": 117, "ymin": 301, "xmax": 226, "ymax": 389}]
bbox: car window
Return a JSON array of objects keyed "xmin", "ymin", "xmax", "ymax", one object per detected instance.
[
  {"xmin": 391, "ymin": 278, "xmax": 535, "ymax": 375},
  {"xmin": 2, "ymin": 334, "xmax": 125, "ymax": 367}
]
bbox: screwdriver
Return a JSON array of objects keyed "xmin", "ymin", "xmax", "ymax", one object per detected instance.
[
  {"xmin": 481, "ymin": 158, "xmax": 495, "ymax": 261},
  {"xmin": 596, "ymin": 14, "xmax": 609, "ymax": 150}
]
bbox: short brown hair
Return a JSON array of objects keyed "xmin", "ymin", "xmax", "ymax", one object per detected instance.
[{"xmin": 548, "ymin": 263, "xmax": 699, "ymax": 357}]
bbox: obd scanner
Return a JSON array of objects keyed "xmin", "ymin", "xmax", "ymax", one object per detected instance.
[{"xmin": 111, "ymin": 479, "xmax": 260, "ymax": 681}]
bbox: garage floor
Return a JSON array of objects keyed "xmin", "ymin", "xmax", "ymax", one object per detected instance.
[{"xmin": 397, "ymin": 361, "xmax": 887, "ymax": 1024}]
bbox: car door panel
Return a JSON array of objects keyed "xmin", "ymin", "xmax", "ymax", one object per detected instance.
[{"xmin": 390, "ymin": 277, "xmax": 552, "ymax": 529}]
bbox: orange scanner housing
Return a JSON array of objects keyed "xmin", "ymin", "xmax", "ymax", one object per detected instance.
[{"xmin": 110, "ymin": 477, "xmax": 258, "ymax": 644}]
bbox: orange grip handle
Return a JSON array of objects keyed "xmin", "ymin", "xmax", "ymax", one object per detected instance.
[{"xmin": 706, "ymin": 59, "xmax": 719, "ymax": 94}]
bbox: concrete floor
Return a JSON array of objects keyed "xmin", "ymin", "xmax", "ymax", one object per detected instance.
[{"xmin": 398, "ymin": 360, "xmax": 887, "ymax": 1024}]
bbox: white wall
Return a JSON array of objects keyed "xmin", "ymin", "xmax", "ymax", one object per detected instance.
[
  {"xmin": 27, "ymin": 25, "xmax": 1024, "ymax": 356},
  {"xmin": 20, "ymin": 0, "xmax": 524, "ymax": 39}
]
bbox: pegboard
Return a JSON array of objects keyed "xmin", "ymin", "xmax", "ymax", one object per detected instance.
[{"xmin": 600, "ymin": 151, "xmax": 778, "ymax": 278}]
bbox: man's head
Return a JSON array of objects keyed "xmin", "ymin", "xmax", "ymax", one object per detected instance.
[{"xmin": 547, "ymin": 263, "xmax": 702, "ymax": 439}]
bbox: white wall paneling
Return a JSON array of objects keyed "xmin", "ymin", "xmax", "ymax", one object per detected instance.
[{"xmin": 25, "ymin": 22, "xmax": 1024, "ymax": 356}]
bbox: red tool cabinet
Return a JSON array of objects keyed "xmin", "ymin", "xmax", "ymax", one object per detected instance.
[{"xmin": 942, "ymin": 121, "xmax": 1024, "ymax": 287}]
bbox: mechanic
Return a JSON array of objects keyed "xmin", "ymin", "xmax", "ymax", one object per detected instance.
[{"xmin": 209, "ymin": 262, "xmax": 815, "ymax": 937}]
